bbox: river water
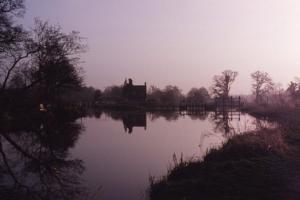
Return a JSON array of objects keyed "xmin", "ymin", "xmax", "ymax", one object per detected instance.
[{"xmin": 70, "ymin": 111, "xmax": 270, "ymax": 200}]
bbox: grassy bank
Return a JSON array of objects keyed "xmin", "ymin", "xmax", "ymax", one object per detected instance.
[
  {"xmin": 241, "ymin": 103, "xmax": 297, "ymax": 120},
  {"xmin": 149, "ymin": 107, "xmax": 300, "ymax": 200}
]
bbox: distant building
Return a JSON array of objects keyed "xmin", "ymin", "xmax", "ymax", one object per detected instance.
[{"xmin": 122, "ymin": 78, "xmax": 146, "ymax": 102}]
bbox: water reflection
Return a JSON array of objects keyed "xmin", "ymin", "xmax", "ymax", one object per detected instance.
[
  {"xmin": 97, "ymin": 110, "xmax": 266, "ymax": 135},
  {"xmin": 0, "ymin": 110, "xmax": 274, "ymax": 200},
  {"xmin": 78, "ymin": 110, "xmax": 270, "ymax": 200},
  {"xmin": 149, "ymin": 111, "xmax": 181, "ymax": 121},
  {"xmin": 90, "ymin": 109, "xmax": 275, "ymax": 136},
  {"xmin": 122, "ymin": 112, "xmax": 147, "ymax": 134},
  {"xmin": 0, "ymin": 113, "xmax": 86, "ymax": 200},
  {"xmin": 211, "ymin": 110, "xmax": 240, "ymax": 136},
  {"xmin": 149, "ymin": 110, "xmax": 209, "ymax": 122},
  {"xmin": 186, "ymin": 110, "xmax": 209, "ymax": 121}
]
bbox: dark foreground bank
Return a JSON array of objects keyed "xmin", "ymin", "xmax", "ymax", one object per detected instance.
[{"xmin": 149, "ymin": 109, "xmax": 300, "ymax": 200}]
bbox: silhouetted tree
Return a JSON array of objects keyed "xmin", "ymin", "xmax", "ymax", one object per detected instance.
[
  {"xmin": 211, "ymin": 70, "xmax": 238, "ymax": 99},
  {"xmin": 287, "ymin": 78, "xmax": 300, "ymax": 101},
  {"xmin": 0, "ymin": 4, "xmax": 85, "ymax": 109},
  {"xmin": 186, "ymin": 87, "xmax": 210, "ymax": 104},
  {"xmin": 0, "ymin": 0, "xmax": 34, "ymax": 94},
  {"xmin": 147, "ymin": 85, "xmax": 183, "ymax": 106},
  {"xmin": 161, "ymin": 85, "xmax": 183, "ymax": 105},
  {"xmin": 270, "ymin": 82, "xmax": 287, "ymax": 105},
  {"xmin": 0, "ymin": 0, "xmax": 25, "ymax": 53},
  {"xmin": 28, "ymin": 20, "xmax": 84, "ymax": 103},
  {"xmin": 147, "ymin": 86, "xmax": 162, "ymax": 104},
  {"xmin": 103, "ymin": 85, "xmax": 123, "ymax": 97},
  {"xmin": 93, "ymin": 89, "xmax": 102, "ymax": 102},
  {"xmin": 287, "ymin": 81, "xmax": 298, "ymax": 98},
  {"xmin": 251, "ymin": 71, "xmax": 274, "ymax": 103}
]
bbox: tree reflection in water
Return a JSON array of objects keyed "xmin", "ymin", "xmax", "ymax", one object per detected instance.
[
  {"xmin": 149, "ymin": 110, "xmax": 209, "ymax": 122},
  {"xmin": 0, "ymin": 112, "xmax": 86, "ymax": 200},
  {"xmin": 99, "ymin": 110, "xmax": 209, "ymax": 134},
  {"xmin": 211, "ymin": 110, "xmax": 237, "ymax": 136},
  {"xmin": 149, "ymin": 111, "xmax": 181, "ymax": 122},
  {"xmin": 211, "ymin": 110, "xmax": 275, "ymax": 137}
]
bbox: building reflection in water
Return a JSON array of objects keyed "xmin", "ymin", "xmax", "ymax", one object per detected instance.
[
  {"xmin": 0, "ymin": 109, "xmax": 274, "ymax": 200},
  {"xmin": 95, "ymin": 109, "xmax": 272, "ymax": 137},
  {"xmin": 101, "ymin": 110, "xmax": 210, "ymax": 134},
  {"xmin": 120, "ymin": 110, "xmax": 209, "ymax": 134},
  {"xmin": 122, "ymin": 112, "xmax": 147, "ymax": 134}
]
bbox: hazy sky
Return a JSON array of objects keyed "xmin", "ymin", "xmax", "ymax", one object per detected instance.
[{"xmin": 23, "ymin": 0, "xmax": 300, "ymax": 94}]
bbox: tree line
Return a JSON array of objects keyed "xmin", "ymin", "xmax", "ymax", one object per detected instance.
[
  {"xmin": 1, "ymin": 0, "xmax": 300, "ymax": 111},
  {"xmin": 98, "ymin": 69, "xmax": 299, "ymax": 107}
]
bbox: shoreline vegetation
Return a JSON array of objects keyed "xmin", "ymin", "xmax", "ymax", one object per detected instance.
[
  {"xmin": 3, "ymin": 1, "xmax": 300, "ymax": 199},
  {"xmin": 148, "ymin": 106, "xmax": 300, "ymax": 200}
]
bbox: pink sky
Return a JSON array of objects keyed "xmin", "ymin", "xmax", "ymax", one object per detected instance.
[{"xmin": 23, "ymin": 0, "xmax": 300, "ymax": 94}]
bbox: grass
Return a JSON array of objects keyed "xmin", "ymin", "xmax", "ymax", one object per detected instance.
[
  {"xmin": 241, "ymin": 103, "xmax": 296, "ymax": 120},
  {"xmin": 149, "ymin": 109, "xmax": 300, "ymax": 200}
]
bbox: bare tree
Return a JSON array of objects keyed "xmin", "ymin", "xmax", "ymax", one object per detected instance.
[
  {"xmin": 251, "ymin": 71, "xmax": 274, "ymax": 103},
  {"xmin": 287, "ymin": 81, "xmax": 298, "ymax": 99},
  {"xmin": 0, "ymin": 0, "xmax": 25, "ymax": 53},
  {"xmin": 30, "ymin": 20, "xmax": 84, "ymax": 86},
  {"xmin": 1, "ymin": 19, "xmax": 86, "ymax": 106},
  {"xmin": 0, "ymin": 0, "xmax": 33, "ymax": 94},
  {"xmin": 211, "ymin": 70, "xmax": 238, "ymax": 99},
  {"xmin": 286, "ymin": 77, "xmax": 300, "ymax": 104}
]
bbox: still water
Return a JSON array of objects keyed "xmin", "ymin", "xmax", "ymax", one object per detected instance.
[{"xmin": 70, "ymin": 111, "xmax": 270, "ymax": 200}]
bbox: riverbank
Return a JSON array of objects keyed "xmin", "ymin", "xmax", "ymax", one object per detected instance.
[{"xmin": 149, "ymin": 106, "xmax": 300, "ymax": 200}]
